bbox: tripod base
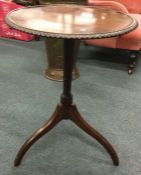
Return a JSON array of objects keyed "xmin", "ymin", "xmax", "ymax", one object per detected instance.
[{"xmin": 14, "ymin": 104, "xmax": 119, "ymax": 166}]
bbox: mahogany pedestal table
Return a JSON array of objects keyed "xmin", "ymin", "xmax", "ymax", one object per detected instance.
[{"xmin": 5, "ymin": 4, "xmax": 137, "ymax": 167}]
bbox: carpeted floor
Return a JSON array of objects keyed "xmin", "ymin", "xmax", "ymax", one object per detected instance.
[{"xmin": 0, "ymin": 38, "xmax": 141, "ymax": 175}]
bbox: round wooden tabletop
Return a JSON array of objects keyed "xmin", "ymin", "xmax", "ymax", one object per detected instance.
[{"xmin": 5, "ymin": 4, "xmax": 138, "ymax": 39}]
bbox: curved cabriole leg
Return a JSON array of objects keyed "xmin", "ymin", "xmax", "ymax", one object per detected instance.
[
  {"xmin": 14, "ymin": 38, "xmax": 119, "ymax": 167},
  {"xmin": 69, "ymin": 105, "xmax": 119, "ymax": 166},
  {"xmin": 14, "ymin": 105, "xmax": 63, "ymax": 166}
]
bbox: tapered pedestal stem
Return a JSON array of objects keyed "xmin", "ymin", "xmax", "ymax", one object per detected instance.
[{"xmin": 14, "ymin": 39, "xmax": 119, "ymax": 166}]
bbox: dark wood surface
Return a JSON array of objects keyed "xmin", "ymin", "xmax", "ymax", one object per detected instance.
[
  {"xmin": 5, "ymin": 4, "xmax": 137, "ymax": 39},
  {"xmin": 14, "ymin": 39, "xmax": 119, "ymax": 166},
  {"xmin": 5, "ymin": 4, "xmax": 138, "ymax": 167}
]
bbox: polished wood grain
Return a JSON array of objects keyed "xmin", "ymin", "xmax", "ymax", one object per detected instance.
[
  {"xmin": 5, "ymin": 4, "xmax": 137, "ymax": 167},
  {"xmin": 5, "ymin": 4, "xmax": 137, "ymax": 39},
  {"xmin": 14, "ymin": 39, "xmax": 119, "ymax": 166}
]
